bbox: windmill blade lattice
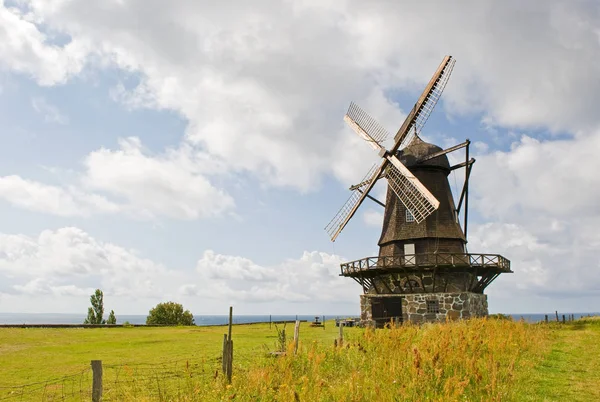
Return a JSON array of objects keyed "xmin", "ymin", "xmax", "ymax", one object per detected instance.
[
  {"xmin": 346, "ymin": 102, "xmax": 390, "ymax": 147},
  {"xmin": 325, "ymin": 162, "xmax": 382, "ymax": 240},
  {"xmin": 396, "ymin": 57, "xmax": 456, "ymax": 149},
  {"xmin": 386, "ymin": 163, "xmax": 438, "ymax": 223}
]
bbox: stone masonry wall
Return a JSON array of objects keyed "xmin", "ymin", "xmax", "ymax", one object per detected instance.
[
  {"xmin": 403, "ymin": 292, "xmax": 488, "ymax": 323},
  {"xmin": 360, "ymin": 292, "xmax": 488, "ymax": 326}
]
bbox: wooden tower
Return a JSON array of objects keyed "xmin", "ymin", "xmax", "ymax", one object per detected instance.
[{"xmin": 325, "ymin": 56, "xmax": 512, "ymax": 327}]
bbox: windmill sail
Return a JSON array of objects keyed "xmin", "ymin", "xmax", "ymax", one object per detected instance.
[
  {"xmin": 325, "ymin": 162, "xmax": 382, "ymax": 241},
  {"xmin": 344, "ymin": 102, "xmax": 390, "ymax": 151},
  {"xmin": 393, "ymin": 56, "xmax": 456, "ymax": 150},
  {"xmin": 385, "ymin": 157, "xmax": 439, "ymax": 223},
  {"xmin": 326, "ymin": 56, "xmax": 454, "ymax": 241}
]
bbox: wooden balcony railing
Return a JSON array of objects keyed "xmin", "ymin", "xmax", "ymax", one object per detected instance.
[{"xmin": 340, "ymin": 253, "xmax": 511, "ymax": 276}]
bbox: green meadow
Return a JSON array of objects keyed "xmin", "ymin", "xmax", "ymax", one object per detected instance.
[{"xmin": 1, "ymin": 318, "xmax": 599, "ymax": 401}]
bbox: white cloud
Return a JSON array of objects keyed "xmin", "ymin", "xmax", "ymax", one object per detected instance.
[
  {"xmin": 30, "ymin": 96, "xmax": 68, "ymax": 124},
  {"xmin": 473, "ymin": 133, "xmax": 600, "ymax": 219},
  {"xmin": 469, "ymin": 221, "xmax": 600, "ymax": 299},
  {"xmin": 0, "ymin": 175, "xmax": 120, "ymax": 216},
  {"xmin": 0, "ymin": 227, "xmax": 178, "ymax": 308},
  {"xmin": 196, "ymin": 250, "xmax": 273, "ymax": 282},
  {"xmin": 465, "ymin": 129, "xmax": 600, "ymax": 302},
  {"xmin": 4, "ymin": 0, "xmax": 600, "ymax": 194},
  {"xmin": 82, "ymin": 137, "xmax": 235, "ymax": 220},
  {"xmin": 0, "ymin": 227, "xmax": 359, "ymax": 313},
  {"xmin": 0, "ymin": 137, "xmax": 235, "ymax": 220},
  {"xmin": 193, "ymin": 250, "xmax": 356, "ymax": 304},
  {"xmin": 0, "ymin": 4, "xmax": 89, "ymax": 85},
  {"xmin": 2, "ymin": 1, "xmax": 600, "ymax": 311}
]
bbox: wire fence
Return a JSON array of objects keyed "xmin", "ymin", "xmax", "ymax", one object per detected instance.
[
  {"xmin": 0, "ymin": 369, "xmax": 92, "ymax": 401},
  {"xmin": 0, "ymin": 312, "xmax": 315, "ymax": 401},
  {"xmin": 0, "ymin": 347, "xmax": 274, "ymax": 401}
]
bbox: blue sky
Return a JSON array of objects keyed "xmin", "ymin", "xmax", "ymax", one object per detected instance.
[{"xmin": 1, "ymin": 0, "xmax": 600, "ymax": 316}]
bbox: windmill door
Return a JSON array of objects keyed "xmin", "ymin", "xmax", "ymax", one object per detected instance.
[{"xmin": 371, "ymin": 297, "xmax": 403, "ymax": 328}]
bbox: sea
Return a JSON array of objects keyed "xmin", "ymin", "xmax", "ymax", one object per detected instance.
[
  {"xmin": 0, "ymin": 312, "xmax": 597, "ymax": 325},
  {"xmin": 0, "ymin": 313, "xmax": 342, "ymax": 326}
]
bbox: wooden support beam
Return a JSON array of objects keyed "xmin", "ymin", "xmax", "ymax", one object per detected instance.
[
  {"xmin": 456, "ymin": 161, "xmax": 473, "ymax": 214},
  {"xmin": 450, "ymin": 158, "xmax": 475, "ymax": 171},
  {"xmin": 349, "ymin": 172, "xmax": 385, "ymax": 191},
  {"xmin": 380, "ymin": 275, "xmax": 393, "ymax": 294},
  {"xmin": 357, "ymin": 189, "xmax": 385, "ymax": 208},
  {"xmin": 417, "ymin": 140, "xmax": 470, "ymax": 163},
  {"xmin": 464, "ymin": 140, "xmax": 470, "ymax": 240}
]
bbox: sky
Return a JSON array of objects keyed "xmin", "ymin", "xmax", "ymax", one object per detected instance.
[{"xmin": 1, "ymin": 0, "xmax": 600, "ymax": 316}]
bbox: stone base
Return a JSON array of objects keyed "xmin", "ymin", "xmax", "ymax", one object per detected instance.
[{"xmin": 360, "ymin": 292, "xmax": 488, "ymax": 326}]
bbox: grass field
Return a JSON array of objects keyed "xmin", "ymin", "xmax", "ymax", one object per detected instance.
[{"xmin": 0, "ymin": 318, "xmax": 598, "ymax": 401}]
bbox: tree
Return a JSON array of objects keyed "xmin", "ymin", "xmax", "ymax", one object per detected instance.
[
  {"xmin": 84, "ymin": 289, "xmax": 106, "ymax": 324},
  {"xmin": 146, "ymin": 302, "xmax": 195, "ymax": 326},
  {"xmin": 107, "ymin": 310, "xmax": 117, "ymax": 325}
]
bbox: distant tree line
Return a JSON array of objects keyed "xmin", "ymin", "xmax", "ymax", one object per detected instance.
[{"xmin": 83, "ymin": 289, "xmax": 194, "ymax": 326}]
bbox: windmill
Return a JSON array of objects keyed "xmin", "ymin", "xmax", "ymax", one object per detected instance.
[{"xmin": 326, "ymin": 56, "xmax": 512, "ymax": 327}]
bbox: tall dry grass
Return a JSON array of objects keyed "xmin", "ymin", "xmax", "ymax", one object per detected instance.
[
  {"xmin": 215, "ymin": 318, "xmax": 549, "ymax": 402},
  {"xmin": 100, "ymin": 318, "xmax": 550, "ymax": 401}
]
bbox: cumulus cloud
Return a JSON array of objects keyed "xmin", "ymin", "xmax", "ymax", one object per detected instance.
[
  {"xmin": 460, "ymin": 127, "xmax": 600, "ymax": 303},
  {"xmin": 468, "ymin": 221, "xmax": 600, "ymax": 299},
  {"xmin": 0, "ymin": 3, "xmax": 89, "ymax": 85},
  {"xmin": 0, "ymin": 227, "xmax": 358, "ymax": 312},
  {"xmin": 82, "ymin": 137, "xmax": 235, "ymax": 220},
  {"xmin": 4, "ymin": 0, "xmax": 600, "ymax": 193},
  {"xmin": 0, "ymin": 175, "xmax": 120, "ymax": 216},
  {"xmin": 2, "ymin": 0, "xmax": 600, "ymax": 309},
  {"xmin": 0, "ymin": 227, "xmax": 181, "ymax": 311},
  {"xmin": 0, "ymin": 138, "xmax": 234, "ymax": 220},
  {"xmin": 473, "ymin": 133, "xmax": 600, "ymax": 220},
  {"xmin": 193, "ymin": 250, "xmax": 356, "ymax": 304}
]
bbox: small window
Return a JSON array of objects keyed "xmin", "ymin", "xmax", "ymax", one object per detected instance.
[
  {"xmin": 426, "ymin": 300, "xmax": 440, "ymax": 314},
  {"xmin": 405, "ymin": 209, "xmax": 415, "ymax": 223}
]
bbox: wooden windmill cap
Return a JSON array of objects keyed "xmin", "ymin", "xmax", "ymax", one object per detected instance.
[{"xmin": 398, "ymin": 136, "xmax": 450, "ymax": 170}]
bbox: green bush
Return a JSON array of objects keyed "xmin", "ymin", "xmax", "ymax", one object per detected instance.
[{"xmin": 146, "ymin": 301, "xmax": 195, "ymax": 326}]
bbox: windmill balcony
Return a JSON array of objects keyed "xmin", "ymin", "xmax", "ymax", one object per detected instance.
[
  {"xmin": 341, "ymin": 253, "xmax": 510, "ymax": 275},
  {"xmin": 340, "ymin": 253, "xmax": 511, "ymax": 294}
]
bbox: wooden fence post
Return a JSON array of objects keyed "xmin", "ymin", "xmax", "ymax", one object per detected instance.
[
  {"xmin": 228, "ymin": 306, "xmax": 233, "ymax": 342},
  {"xmin": 221, "ymin": 306, "xmax": 233, "ymax": 383},
  {"xmin": 222, "ymin": 334, "xmax": 228, "ymax": 374},
  {"xmin": 91, "ymin": 360, "xmax": 102, "ymax": 402},
  {"xmin": 555, "ymin": 311, "xmax": 559, "ymax": 322},
  {"xmin": 338, "ymin": 322, "xmax": 344, "ymax": 346},
  {"xmin": 562, "ymin": 315, "xmax": 566, "ymax": 324},
  {"xmin": 293, "ymin": 320, "xmax": 300, "ymax": 355},
  {"xmin": 269, "ymin": 314, "xmax": 272, "ymax": 329},
  {"xmin": 544, "ymin": 314, "xmax": 548, "ymax": 323},
  {"xmin": 227, "ymin": 340, "xmax": 233, "ymax": 384},
  {"xmin": 281, "ymin": 329, "xmax": 286, "ymax": 352}
]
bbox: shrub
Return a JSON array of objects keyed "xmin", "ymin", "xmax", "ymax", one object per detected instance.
[{"xmin": 146, "ymin": 302, "xmax": 195, "ymax": 326}]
